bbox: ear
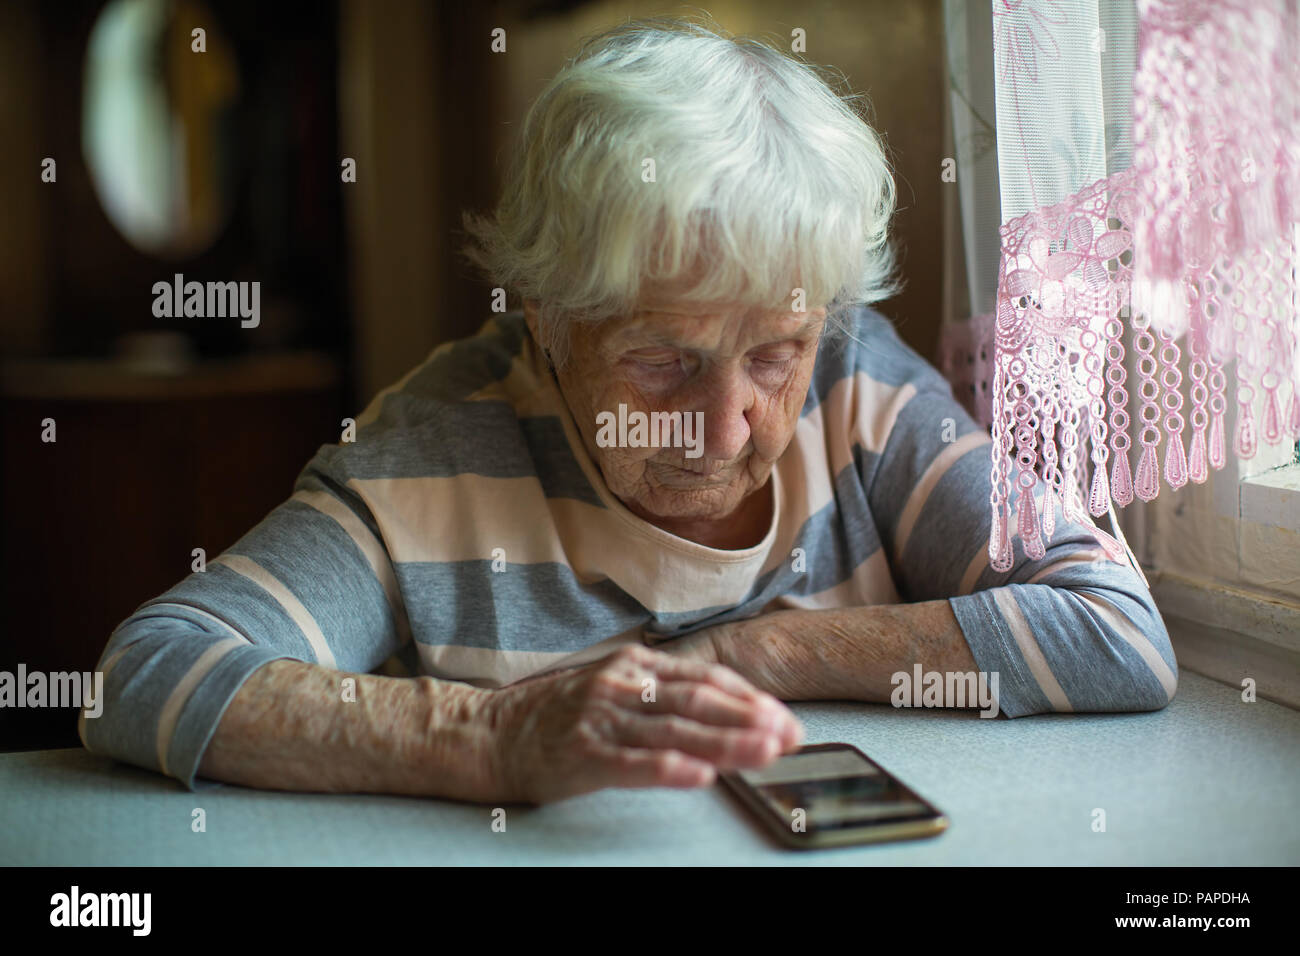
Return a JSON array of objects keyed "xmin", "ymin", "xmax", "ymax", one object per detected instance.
[
  {"xmin": 522, "ymin": 299, "xmax": 555, "ymax": 369},
  {"xmin": 523, "ymin": 299, "xmax": 541, "ymax": 343}
]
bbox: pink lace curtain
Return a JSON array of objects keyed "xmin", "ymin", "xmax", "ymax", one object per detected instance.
[{"xmin": 940, "ymin": 0, "xmax": 1300, "ymax": 573}]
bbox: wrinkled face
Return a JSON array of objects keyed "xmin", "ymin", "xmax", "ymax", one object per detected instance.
[{"xmin": 528, "ymin": 300, "xmax": 826, "ymax": 539}]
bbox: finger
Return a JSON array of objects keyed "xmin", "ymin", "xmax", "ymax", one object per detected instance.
[
  {"xmin": 645, "ymin": 651, "xmax": 771, "ymax": 703},
  {"xmin": 619, "ymin": 674, "xmax": 805, "ymax": 752},
  {"xmin": 590, "ymin": 741, "xmax": 718, "ymax": 791},
  {"xmin": 638, "ymin": 679, "xmax": 773, "ymax": 728},
  {"xmin": 653, "ymin": 660, "xmax": 804, "ymax": 743},
  {"xmin": 608, "ymin": 647, "xmax": 803, "ymax": 742},
  {"xmin": 616, "ymin": 711, "xmax": 783, "ymax": 769},
  {"xmin": 777, "ymin": 713, "xmax": 806, "ymax": 751}
]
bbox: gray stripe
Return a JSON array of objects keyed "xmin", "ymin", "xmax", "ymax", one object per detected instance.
[
  {"xmin": 964, "ymin": 483, "xmax": 1124, "ymax": 593},
  {"xmin": 897, "ymin": 444, "xmax": 1003, "ymax": 601},
  {"xmin": 293, "ymin": 467, "xmax": 385, "ymax": 543},
  {"xmin": 866, "ymin": 388, "xmax": 986, "ymax": 550},
  {"xmin": 1015, "ymin": 582, "xmax": 1174, "ymax": 710},
  {"xmin": 164, "ymin": 640, "xmax": 301, "ymax": 790},
  {"xmin": 521, "ymin": 417, "xmax": 604, "ymax": 506},
  {"xmin": 802, "ymin": 305, "xmax": 945, "ymax": 418},
  {"xmin": 307, "ymin": 409, "xmax": 604, "ymax": 506},
  {"xmin": 365, "ymin": 311, "xmax": 525, "ymax": 415},
  {"xmin": 82, "ymin": 619, "xmax": 253, "ymax": 774},
  {"xmin": 949, "ymin": 593, "xmax": 1056, "ymax": 717},
  {"xmin": 400, "ymin": 561, "xmax": 648, "ymax": 652},
  {"xmin": 221, "ymin": 499, "xmax": 404, "ymax": 670}
]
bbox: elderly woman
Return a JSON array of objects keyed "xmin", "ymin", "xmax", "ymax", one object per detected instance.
[{"xmin": 81, "ymin": 18, "xmax": 1176, "ymax": 804}]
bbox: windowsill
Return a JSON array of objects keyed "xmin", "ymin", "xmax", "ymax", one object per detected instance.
[
  {"xmin": 1125, "ymin": 437, "xmax": 1300, "ymax": 704},
  {"xmin": 1147, "ymin": 567, "xmax": 1300, "ymax": 710},
  {"xmin": 1240, "ymin": 461, "xmax": 1300, "ymax": 533}
]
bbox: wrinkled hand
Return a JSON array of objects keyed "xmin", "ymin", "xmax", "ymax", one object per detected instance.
[{"xmin": 484, "ymin": 644, "xmax": 803, "ymax": 804}]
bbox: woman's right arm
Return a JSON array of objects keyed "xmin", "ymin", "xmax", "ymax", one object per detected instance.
[
  {"xmin": 197, "ymin": 645, "xmax": 803, "ymax": 804},
  {"xmin": 196, "ymin": 659, "xmax": 501, "ymax": 800},
  {"xmin": 81, "ymin": 448, "xmax": 800, "ymax": 801},
  {"xmin": 78, "ymin": 453, "xmax": 424, "ymax": 792}
]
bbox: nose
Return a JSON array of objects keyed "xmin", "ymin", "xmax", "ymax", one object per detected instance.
[{"xmin": 694, "ymin": 363, "xmax": 753, "ymax": 462}]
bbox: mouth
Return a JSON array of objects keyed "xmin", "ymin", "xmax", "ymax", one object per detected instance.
[
  {"xmin": 649, "ymin": 456, "xmax": 741, "ymax": 485},
  {"xmin": 672, "ymin": 457, "xmax": 730, "ymax": 475}
]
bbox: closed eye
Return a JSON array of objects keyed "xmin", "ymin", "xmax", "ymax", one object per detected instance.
[
  {"xmin": 749, "ymin": 348, "xmax": 798, "ymax": 366},
  {"xmin": 624, "ymin": 348, "xmax": 687, "ymax": 370}
]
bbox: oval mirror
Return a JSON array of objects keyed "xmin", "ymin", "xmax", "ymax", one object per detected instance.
[{"xmin": 82, "ymin": 0, "xmax": 240, "ymax": 259}]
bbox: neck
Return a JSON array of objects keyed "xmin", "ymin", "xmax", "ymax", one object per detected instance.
[{"xmin": 634, "ymin": 480, "xmax": 774, "ymax": 550}]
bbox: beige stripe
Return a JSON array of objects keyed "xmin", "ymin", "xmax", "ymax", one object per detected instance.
[
  {"xmin": 465, "ymin": 339, "xmax": 557, "ymax": 418},
  {"xmin": 1073, "ymin": 590, "xmax": 1178, "ymax": 701},
  {"xmin": 155, "ymin": 637, "xmax": 246, "ymax": 777},
  {"xmin": 894, "ymin": 431, "xmax": 993, "ymax": 557},
  {"xmin": 771, "ymin": 549, "xmax": 902, "ymax": 610},
  {"xmin": 416, "ymin": 625, "xmax": 645, "ymax": 688},
  {"xmin": 292, "ymin": 489, "xmax": 412, "ymax": 646},
  {"xmin": 212, "ymin": 554, "xmax": 337, "ymax": 668},
  {"xmin": 990, "ymin": 587, "xmax": 1073, "ymax": 711},
  {"xmin": 354, "ymin": 474, "xmax": 566, "ymax": 565},
  {"xmin": 806, "ymin": 372, "xmax": 912, "ymax": 478},
  {"xmin": 1026, "ymin": 549, "xmax": 1110, "ymax": 584},
  {"xmin": 753, "ymin": 411, "xmax": 839, "ymax": 579},
  {"xmin": 353, "ymin": 354, "xmax": 913, "ymax": 617},
  {"xmin": 781, "ymin": 409, "xmax": 838, "ymax": 520},
  {"xmin": 545, "ymin": 496, "xmax": 777, "ymax": 612},
  {"xmin": 353, "ymin": 475, "xmax": 779, "ymax": 614},
  {"xmin": 845, "ymin": 375, "xmax": 918, "ymax": 454}
]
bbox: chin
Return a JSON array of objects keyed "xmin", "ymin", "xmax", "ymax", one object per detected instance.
[{"xmin": 632, "ymin": 484, "xmax": 748, "ymax": 522}]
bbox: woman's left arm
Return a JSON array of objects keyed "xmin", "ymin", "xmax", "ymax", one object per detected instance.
[
  {"xmin": 663, "ymin": 600, "xmax": 975, "ymax": 704},
  {"xmin": 667, "ymin": 571, "xmax": 1176, "ymax": 720}
]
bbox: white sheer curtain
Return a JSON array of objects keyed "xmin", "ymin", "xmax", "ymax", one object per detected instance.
[
  {"xmin": 938, "ymin": 0, "xmax": 1000, "ymax": 427},
  {"xmin": 940, "ymin": 0, "xmax": 1300, "ymax": 573}
]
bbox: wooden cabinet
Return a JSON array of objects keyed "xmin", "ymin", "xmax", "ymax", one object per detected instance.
[{"xmin": 1, "ymin": 352, "xmax": 343, "ymax": 751}]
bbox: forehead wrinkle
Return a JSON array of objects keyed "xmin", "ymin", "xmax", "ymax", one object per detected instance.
[{"xmin": 616, "ymin": 306, "xmax": 823, "ymax": 351}]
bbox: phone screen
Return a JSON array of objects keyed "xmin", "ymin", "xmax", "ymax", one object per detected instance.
[{"xmin": 733, "ymin": 745, "xmax": 937, "ymax": 831}]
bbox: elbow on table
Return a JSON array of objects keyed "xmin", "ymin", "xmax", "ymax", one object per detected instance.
[
  {"xmin": 1122, "ymin": 660, "xmax": 1178, "ymax": 713},
  {"xmin": 1085, "ymin": 571, "xmax": 1181, "ymax": 713},
  {"xmin": 1032, "ymin": 587, "xmax": 1180, "ymax": 716},
  {"xmin": 1102, "ymin": 601, "xmax": 1179, "ymax": 714},
  {"xmin": 1031, "ymin": 652, "xmax": 1177, "ymax": 718}
]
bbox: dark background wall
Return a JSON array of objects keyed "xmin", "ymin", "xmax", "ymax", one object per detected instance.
[{"xmin": 0, "ymin": 0, "xmax": 946, "ymax": 750}]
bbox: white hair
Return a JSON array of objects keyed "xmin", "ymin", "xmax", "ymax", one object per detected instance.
[{"xmin": 461, "ymin": 15, "xmax": 900, "ymax": 363}]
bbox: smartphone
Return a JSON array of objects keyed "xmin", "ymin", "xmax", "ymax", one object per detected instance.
[{"xmin": 719, "ymin": 742, "xmax": 949, "ymax": 849}]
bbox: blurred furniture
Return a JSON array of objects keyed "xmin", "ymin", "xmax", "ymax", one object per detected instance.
[{"xmin": 1, "ymin": 352, "xmax": 342, "ymax": 751}]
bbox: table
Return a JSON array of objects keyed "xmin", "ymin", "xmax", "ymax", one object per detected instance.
[{"xmin": 3, "ymin": 671, "xmax": 1297, "ymax": 865}]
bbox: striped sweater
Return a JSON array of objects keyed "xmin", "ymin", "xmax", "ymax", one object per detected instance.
[{"xmin": 80, "ymin": 306, "xmax": 1178, "ymax": 789}]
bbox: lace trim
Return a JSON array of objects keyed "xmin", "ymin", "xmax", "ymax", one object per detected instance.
[{"xmin": 963, "ymin": 0, "xmax": 1300, "ymax": 573}]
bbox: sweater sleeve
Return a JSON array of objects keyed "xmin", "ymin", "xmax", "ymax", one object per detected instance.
[
  {"xmin": 78, "ymin": 453, "xmax": 411, "ymax": 789},
  {"xmin": 859, "ymin": 318, "xmax": 1178, "ymax": 718}
]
